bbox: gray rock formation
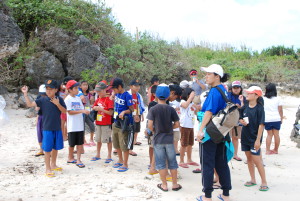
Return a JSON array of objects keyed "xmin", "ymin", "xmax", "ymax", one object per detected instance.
[
  {"xmin": 0, "ymin": 85, "xmax": 8, "ymax": 95},
  {"xmin": 25, "ymin": 51, "xmax": 64, "ymax": 86},
  {"xmin": 0, "ymin": 10, "xmax": 24, "ymax": 59},
  {"xmin": 25, "ymin": 107, "xmax": 37, "ymax": 118},
  {"xmin": 291, "ymin": 106, "xmax": 300, "ymax": 148}
]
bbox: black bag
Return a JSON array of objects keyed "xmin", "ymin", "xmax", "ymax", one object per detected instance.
[
  {"xmin": 115, "ymin": 116, "xmax": 130, "ymax": 132},
  {"xmin": 206, "ymin": 86, "xmax": 239, "ymax": 144},
  {"xmin": 88, "ymin": 110, "xmax": 97, "ymax": 122}
]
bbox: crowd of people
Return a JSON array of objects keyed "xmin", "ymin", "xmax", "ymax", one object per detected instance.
[{"xmin": 20, "ymin": 63, "xmax": 284, "ymax": 201}]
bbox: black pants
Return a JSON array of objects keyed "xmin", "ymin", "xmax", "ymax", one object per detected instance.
[{"xmin": 200, "ymin": 140, "xmax": 232, "ymax": 198}]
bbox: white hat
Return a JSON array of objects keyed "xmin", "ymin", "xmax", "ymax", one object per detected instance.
[
  {"xmin": 39, "ymin": 84, "xmax": 46, "ymax": 93},
  {"xmin": 200, "ymin": 64, "xmax": 224, "ymax": 78},
  {"xmin": 179, "ymin": 80, "xmax": 190, "ymax": 89}
]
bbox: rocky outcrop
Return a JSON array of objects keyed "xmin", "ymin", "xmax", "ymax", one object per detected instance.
[
  {"xmin": 25, "ymin": 51, "xmax": 64, "ymax": 86},
  {"xmin": 0, "ymin": 10, "xmax": 24, "ymax": 59},
  {"xmin": 291, "ymin": 106, "xmax": 300, "ymax": 148}
]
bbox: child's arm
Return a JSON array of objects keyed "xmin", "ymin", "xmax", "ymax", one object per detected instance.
[
  {"xmin": 119, "ymin": 105, "xmax": 134, "ymax": 119},
  {"xmin": 51, "ymin": 97, "xmax": 67, "ymax": 113},
  {"xmin": 278, "ymin": 105, "xmax": 283, "ymax": 123},
  {"xmin": 148, "ymin": 120, "xmax": 154, "ymax": 133},
  {"xmin": 196, "ymin": 110, "xmax": 213, "ymax": 141},
  {"xmin": 68, "ymin": 109, "xmax": 90, "ymax": 115},
  {"xmin": 93, "ymin": 106, "xmax": 113, "ymax": 116},
  {"xmin": 173, "ymin": 121, "xmax": 179, "ymax": 129},
  {"xmin": 21, "ymin": 86, "xmax": 37, "ymax": 108},
  {"xmin": 180, "ymin": 91, "xmax": 195, "ymax": 108},
  {"xmin": 254, "ymin": 124, "xmax": 264, "ymax": 150}
]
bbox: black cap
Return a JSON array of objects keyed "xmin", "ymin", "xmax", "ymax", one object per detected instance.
[
  {"xmin": 45, "ymin": 79, "xmax": 58, "ymax": 89},
  {"xmin": 63, "ymin": 76, "xmax": 73, "ymax": 85},
  {"xmin": 129, "ymin": 79, "xmax": 142, "ymax": 86},
  {"xmin": 110, "ymin": 78, "xmax": 123, "ymax": 88}
]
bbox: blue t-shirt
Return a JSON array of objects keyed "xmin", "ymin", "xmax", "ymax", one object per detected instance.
[
  {"xmin": 114, "ymin": 91, "xmax": 133, "ymax": 122},
  {"xmin": 227, "ymin": 92, "xmax": 241, "ymax": 105},
  {"xmin": 35, "ymin": 96, "xmax": 66, "ymax": 131},
  {"xmin": 201, "ymin": 84, "xmax": 227, "ymax": 115}
]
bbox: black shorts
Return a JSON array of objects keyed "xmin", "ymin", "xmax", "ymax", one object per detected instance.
[
  {"xmin": 68, "ymin": 131, "xmax": 84, "ymax": 147},
  {"xmin": 133, "ymin": 121, "xmax": 141, "ymax": 133}
]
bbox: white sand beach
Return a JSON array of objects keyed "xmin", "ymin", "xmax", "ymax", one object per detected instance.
[{"xmin": 0, "ymin": 95, "xmax": 299, "ymax": 201}]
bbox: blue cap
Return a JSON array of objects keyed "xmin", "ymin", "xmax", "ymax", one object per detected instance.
[{"xmin": 155, "ymin": 84, "xmax": 170, "ymax": 100}]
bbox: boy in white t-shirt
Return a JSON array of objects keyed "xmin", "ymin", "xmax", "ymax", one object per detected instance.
[{"xmin": 65, "ymin": 80, "xmax": 90, "ymax": 168}]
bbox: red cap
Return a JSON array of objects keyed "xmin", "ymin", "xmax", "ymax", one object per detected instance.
[{"xmin": 66, "ymin": 80, "xmax": 79, "ymax": 90}]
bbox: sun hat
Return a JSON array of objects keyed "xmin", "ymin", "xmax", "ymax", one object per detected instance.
[
  {"xmin": 200, "ymin": 64, "xmax": 224, "ymax": 78},
  {"xmin": 245, "ymin": 86, "xmax": 263, "ymax": 97}
]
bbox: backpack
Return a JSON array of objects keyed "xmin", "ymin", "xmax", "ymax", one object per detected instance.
[{"xmin": 206, "ymin": 86, "xmax": 240, "ymax": 144}]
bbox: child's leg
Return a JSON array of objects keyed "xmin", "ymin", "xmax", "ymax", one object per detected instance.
[
  {"xmin": 50, "ymin": 149, "xmax": 58, "ymax": 169},
  {"xmin": 245, "ymin": 151, "xmax": 256, "ymax": 183},
  {"xmin": 154, "ymin": 144, "xmax": 168, "ymax": 190},
  {"xmin": 95, "ymin": 142, "xmax": 102, "ymax": 158},
  {"xmin": 149, "ymin": 150, "xmax": 158, "ymax": 174},
  {"xmin": 252, "ymin": 153, "xmax": 267, "ymax": 186},
  {"xmin": 186, "ymin": 145, "xmax": 194, "ymax": 163},
  {"xmin": 174, "ymin": 140, "xmax": 180, "ymax": 154},
  {"xmin": 158, "ymin": 169, "xmax": 168, "ymax": 190},
  {"xmin": 68, "ymin": 146, "xmax": 75, "ymax": 161},
  {"xmin": 116, "ymin": 149, "xmax": 123, "ymax": 164},
  {"xmin": 44, "ymin": 152, "xmax": 52, "ymax": 173},
  {"xmin": 179, "ymin": 146, "xmax": 186, "ymax": 164},
  {"xmin": 272, "ymin": 129, "xmax": 280, "ymax": 153},
  {"xmin": 266, "ymin": 130, "xmax": 273, "ymax": 154},
  {"xmin": 107, "ymin": 142, "xmax": 112, "ymax": 159},
  {"xmin": 122, "ymin": 150, "xmax": 129, "ymax": 168},
  {"xmin": 77, "ymin": 145, "xmax": 83, "ymax": 163}
]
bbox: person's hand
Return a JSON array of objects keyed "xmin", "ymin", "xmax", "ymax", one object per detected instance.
[
  {"xmin": 50, "ymin": 97, "xmax": 60, "ymax": 106},
  {"xmin": 83, "ymin": 110, "xmax": 90, "ymax": 115},
  {"xmin": 254, "ymin": 140, "xmax": 260, "ymax": 151},
  {"xmin": 134, "ymin": 115, "xmax": 140, "ymax": 122},
  {"xmin": 238, "ymin": 95, "xmax": 244, "ymax": 103},
  {"xmin": 21, "ymin": 86, "xmax": 29, "ymax": 94},
  {"xmin": 239, "ymin": 119, "xmax": 248, "ymax": 126},
  {"xmin": 141, "ymin": 115, "xmax": 144, "ymax": 122},
  {"xmin": 235, "ymin": 103, "xmax": 241, "ymax": 108},
  {"xmin": 119, "ymin": 111, "xmax": 125, "ymax": 119},
  {"xmin": 196, "ymin": 131, "xmax": 204, "ymax": 142},
  {"xmin": 190, "ymin": 91, "xmax": 196, "ymax": 99}
]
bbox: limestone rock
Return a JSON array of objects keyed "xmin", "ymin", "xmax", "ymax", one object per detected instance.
[
  {"xmin": 0, "ymin": 11, "xmax": 24, "ymax": 59},
  {"xmin": 25, "ymin": 107, "xmax": 37, "ymax": 118}
]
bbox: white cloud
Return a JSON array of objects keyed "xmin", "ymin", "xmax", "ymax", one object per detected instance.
[{"xmin": 99, "ymin": 0, "xmax": 300, "ymax": 51}]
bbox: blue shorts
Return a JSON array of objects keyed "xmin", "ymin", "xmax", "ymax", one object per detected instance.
[
  {"xmin": 241, "ymin": 143, "xmax": 261, "ymax": 156},
  {"xmin": 42, "ymin": 130, "xmax": 64, "ymax": 152},
  {"xmin": 154, "ymin": 144, "xmax": 178, "ymax": 170},
  {"xmin": 265, "ymin": 121, "xmax": 281, "ymax": 131}
]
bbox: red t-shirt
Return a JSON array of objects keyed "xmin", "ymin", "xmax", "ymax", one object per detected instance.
[
  {"xmin": 93, "ymin": 97, "xmax": 114, "ymax": 125},
  {"xmin": 148, "ymin": 86, "xmax": 155, "ymax": 102},
  {"xmin": 132, "ymin": 93, "xmax": 138, "ymax": 109}
]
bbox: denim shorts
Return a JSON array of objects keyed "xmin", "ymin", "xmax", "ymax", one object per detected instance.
[
  {"xmin": 265, "ymin": 121, "xmax": 281, "ymax": 131},
  {"xmin": 154, "ymin": 144, "xmax": 178, "ymax": 170},
  {"xmin": 42, "ymin": 130, "xmax": 64, "ymax": 152}
]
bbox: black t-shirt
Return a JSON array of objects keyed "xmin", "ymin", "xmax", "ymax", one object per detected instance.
[
  {"xmin": 147, "ymin": 104, "xmax": 179, "ymax": 144},
  {"xmin": 36, "ymin": 95, "xmax": 43, "ymax": 116},
  {"xmin": 35, "ymin": 96, "xmax": 66, "ymax": 131},
  {"xmin": 148, "ymin": 101, "xmax": 158, "ymax": 111},
  {"xmin": 240, "ymin": 103, "xmax": 265, "ymax": 145}
]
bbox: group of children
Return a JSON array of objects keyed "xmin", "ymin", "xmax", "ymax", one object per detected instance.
[{"xmin": 21, "ymin": 64, "xmax": 283, "ymax": 198}]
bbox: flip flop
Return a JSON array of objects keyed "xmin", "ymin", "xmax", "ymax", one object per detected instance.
[
  {"xmin": 45, "ymin": 173, "xmax": 55, "ymax": 178},
  {"xmin": 172, "ymin": 184, "xmax": 182, "ymax": 191},
  {"xmin": 179, "ymin": 163, "xmax": 189, "ymax": 168},
  {"xmin": 51, "ymin": 167, "xmax": 63, "ymax": 171},
  {"xmin": 196, "ymin": 195, "xmax": 204, "ymax": 201},
  {"xmin": 35, "ymin": 152, "xmax": 44, "ymax": 157},
  {"xmin": 259, "ymin": 186, "xmax": 269, "ymax": 191},
  {"xmin": 113, "ymin": 151, "xmax": 117, "ymax": 155},
  {"xmin": 91, "ymin": 157, "xmax": 101, "ymax": 161},
  {"xmin": 117, "ymin": 167, "xmax": 129, "ymax": 172},
  {"xmin": 148, "ymin": 171, "xmax": 159, "ymax": 175},
  {"xmin": 217, "ymin": 194, "xmax": 225, "ymax": 201},
  {"xmin": 76, "ymin": 163, "xmax": 85, "ymax": 168},
  {"xmin": 187, "ymin": 162, "xmax": 199, "ymax": 166},
  {"xmin": 67, "ymin": 160, "xmax": 77, "ymax": 164},
  {"xmin": 213, "ymin": 184, "xmax": 221, "ymax": 189},
  {"xmin": 134, "ymin": 142, "xmax": 142, "ymax": 145},
  {"xmin": 244, "ymin": 181, "xmax": 257, "ymax": 187},
  {"xmin": 129, "ymin": 152, "xmax": 137, "ymax": 156},
  {"xmin": 233, "ymin": 156, "xmax": 242, "ymax": 161},
  {"xmin": 113, "ymin": 163, "xmax": 123, "ymax": 168},
  {"xmin": 105, "ymin": 159, "xmax": 113, "ymax": 163},
  {"xmin": 157, "ymin": 184, "xmax": 168, "ymax": 192},
  {"xmin": 193, "ymin": 168, "xmax": 202, "ymax": 173}
]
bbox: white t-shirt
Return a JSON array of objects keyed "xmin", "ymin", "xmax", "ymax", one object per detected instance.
[
  {"xmin": 169, "ymin": 100, "xmax": 181, "ymax": 131},
  {"xmin": 180, "ymin": 100, "xmax": 195, "ymax": 128},
  {"xmin": 65, "ymin": 95, "xmax": 84, "ymax": 132},
  {"xmin": 263, "ymin": 96, "xmax": 283, "ymax": 122}
]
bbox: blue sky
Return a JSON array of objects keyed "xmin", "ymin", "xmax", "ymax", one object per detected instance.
[{"xmin": 100, "ymin": 0, "xmax": 300, "ymax": 51}]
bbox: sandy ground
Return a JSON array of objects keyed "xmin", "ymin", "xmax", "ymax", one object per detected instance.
[{"xmin": 0, "ymin": 95, "xmax": 299, "ymax": 201}]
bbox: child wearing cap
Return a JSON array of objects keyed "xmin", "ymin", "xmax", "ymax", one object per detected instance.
[
  {"xmin": 239, "ymin": 86, "xmax": 268, "ymax": 192},
  {"xmin": 91, "ymin": 81, "xmax": 114, "ymax": 163},
  {"xmin": 34, "ymin": 84, "xmax": 47, "ymax": 157},
  {"xmin": 147, "ymin": 75, "xmax": 160, "ymax": 103},
  {"xmin": 21, "ymin": 80, "xmax": 66, "ymax": 177},
  {"xmin": 147, "ymin": 84, "xmax": 182, "ymax": 192},
  {"xmin": 65, "ymin": 80, "xmax": 90, "ymax": 168},
  {"xmin": 128, "ymin": 79, "xmax": 145, "ymax": 156},
  {"xmin": 110, "ymin": 78, "xmax": 134, "ymax": 172},
  {"xmin": 227, "ymin": 81, "xmax": 245, "ymax": 161}
]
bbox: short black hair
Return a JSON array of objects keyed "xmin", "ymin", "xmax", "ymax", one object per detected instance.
[
  {"xmin": 214, "ymin": 73, "xmax": 230, "ymax": 83},
  {"xmin": 265, "ymin": 83, "xmax": 277, "ymax": 98},
  {"xmin": 169, "ymin": 84, "xmax": 182, "ymax": 96},
  {"xmin": 80, "ymin": 80, "xmax": 90, "ymax": 94},
  {"xmin": 63, "ymin": 76, "xmax": 73, "ymax": 85},
  {"xmin": 151, "ymin": 85, "xmax": 157, "ymax": 94},
  {"xmin": 181, "ymin": 88, "xmax": 194, "ymax": 101},
  {"xmin": 150, "ymin": 75, "xmax": 159, "ymax": 84}
]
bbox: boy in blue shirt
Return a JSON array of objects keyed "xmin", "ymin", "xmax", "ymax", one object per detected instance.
[
  {"xmin": 21, "ymin": 79, "xmax": 66, "ymax": 177},
  {"xmin": 110, "ymin": 78, "xmax": 134, "ymax": 172}
]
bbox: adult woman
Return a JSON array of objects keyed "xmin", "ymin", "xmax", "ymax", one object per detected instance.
[
  {"xmin": 263, "ymin": 83, "xmax": 283, "ymax": 155},
  {"xmin": 196, "ymin": 64, "xmax": 231, "ymax": 201}
]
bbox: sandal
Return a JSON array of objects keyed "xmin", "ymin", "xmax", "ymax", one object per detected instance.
[
  {"xmin": 179, "ymin": 163, "xmax": 189, "ymax": 168},
  {"xmin": 233, "ymin": 156, "xmax": 242, "ymax": 161},
  {"xmin": 129, "ymin": 152, "xmax": 137, "ymax": 156},
  {"xmin": 134, "ymin": 142, "xmax": 142, "ymax": 145},
  {"xmin": 45, "ymin": 172, "xmax": 55, "ymax": 178},
  {"xmin": 105, "ymin": 159, "xmax": 113, "ymax": 163},
  {"xmin": 172, "ymin": 184, "xmax": 182, "ymax": 191},
  {"xmin": 76, "ymin": 163, "xmax": 85, "ymax": 168},
  {"xmin": 157, "ymin": 184, "xmax": 168, "ymax": 192},
  {"xmin": 91, "ymin": 157, "xmax": 101, "ymax": 161},
  {"xmin": 193, "ymin": 168, "xmax": 202, "ymax": 173},
  {"xmin": 244, "ymin": 181, "xmax": 257, "ymax": 187},
  {"xmin": 35, "ymin": 152, "xmax": 44, "ymax": 157},
  {"xmin": 259, "ymin": 186, "xmax": 269, "ymax": 191}
]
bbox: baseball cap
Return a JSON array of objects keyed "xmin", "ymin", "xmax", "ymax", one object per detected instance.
[
  {"xmin": 66, "ymin": 80, "xmax": 79, "ymax": 90},
  {"xmin": 38, "ymin": 84, "xmax": 46, "ymax": 95},
  {"xmin": 179, "ymin": 80, "xmax": 190, "ymax": 89},
  {"xmin": 232, "ymin": 81, "xmax": 241, "ymax": 87},
  {"xmin": 94, "ymin": 82, "xmax": 108, "ymax": 91},
  {"xmin": 189, "ymin": 70, "xmax": 198, "ymax": 76},
  {"xmin": 110, "ymin": 78, "xmax": 123, "ymax": 88},
  {"xmin": 45, "ymin": 79, "xmax": 58, "ymax": 89},
  {"xmin": 245, "ymin": 86, "xmax": 263, "ymax": 97},
  {"xmin": 156, "ymin": 84, "xmax": 170, "ymax": 100},
  {"xmin": 200, "ymin": 64, "xmax": 224, "ymax": 78},
  {"xmin": 129, "ymin": 79, "xmax": 142, "ymax": 86}
]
